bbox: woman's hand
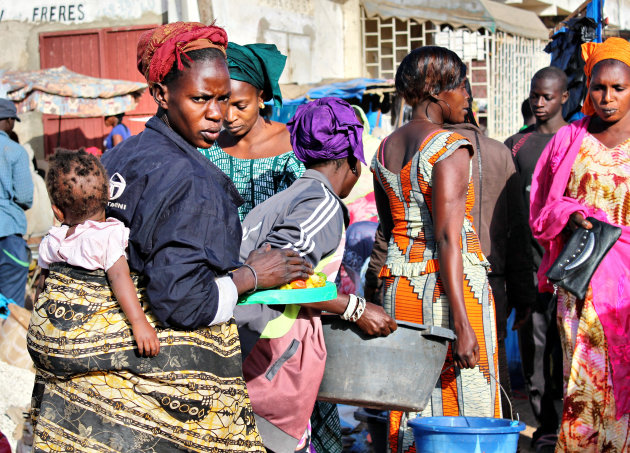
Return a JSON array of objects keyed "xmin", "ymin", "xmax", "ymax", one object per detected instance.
[
  {"xmin": 245, "ymin": 244, "xmax": 312, "ymax": 289},
  {"xmin": 567, "ymin": 212, "xmax": 592, "ymax": 232},
  {"xmin": 131, "ymin": 321, "xmax": 160, "ymax": 357},
  {"xmin": 355, "ymin": 303, "xmax": 398, "ymax": 336},
  {"xmin": 453, "ymin": 322, "xmax": 479, "ymax": 369}
]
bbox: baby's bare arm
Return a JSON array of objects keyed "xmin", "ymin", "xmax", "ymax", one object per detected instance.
[
  {"xmin": 107, "ymin": 257, "xmax": 146, "ymax": 324},
  {"xmin": 34, "ymin": 268, "xmax": 49, "ymax": 303},
  {"xmin": 107, "ymin": 257, "xmax": 160, "ymax": 356}
]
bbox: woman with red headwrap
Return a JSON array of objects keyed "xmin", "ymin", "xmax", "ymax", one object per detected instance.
[
  {"xmin": 531, "ymin": 37, "xmax": 630, "ymax": 452},
  {"xmin": 27, "ymin": 22, "xmax": 311, "ymax": 452}
]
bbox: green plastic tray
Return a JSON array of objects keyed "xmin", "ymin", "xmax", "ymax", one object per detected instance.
[{"xmin": 238, "ymin": 281, "xmax": 337, "ymax": 305}]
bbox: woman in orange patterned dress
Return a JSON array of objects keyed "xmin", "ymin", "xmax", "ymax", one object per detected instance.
[
  {"xmin": 530, "ymin": 38, "xmax": 630, "ymax": 452},
  {"xmin": 372, "ymin": 46, "xmax": 501, "ymax": 453}
]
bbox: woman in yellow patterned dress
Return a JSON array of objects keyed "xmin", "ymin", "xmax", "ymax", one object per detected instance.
[
  {"xmin": 530, "ymin": 38, "xmax": 630, "ymax": 452},
  {"xmin": 372, "ymin": 46, "xmax": 501, "ymax": 453}
]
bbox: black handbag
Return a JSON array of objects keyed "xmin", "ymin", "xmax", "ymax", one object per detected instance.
[{"xmin": 545, "ymin": 217, "xmax": 621, "ymax": 300}]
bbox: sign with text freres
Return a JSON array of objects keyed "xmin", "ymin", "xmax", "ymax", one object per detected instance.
[{"xmin": 0, "ymin": 0, "xmax": 162, "ymax": 23}]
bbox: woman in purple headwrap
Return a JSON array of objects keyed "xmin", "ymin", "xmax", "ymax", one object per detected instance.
[{"xmin": 236, "ymin": 97, "xmax": 397, "ymax": 453}]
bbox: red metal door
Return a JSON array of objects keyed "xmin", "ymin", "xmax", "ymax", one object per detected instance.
[
  {"xmin": 102, "ymin": 27, "xmax": 156, "ymax": 136},
  {"xmin": 39, "ymin": 24, "xmax": 158, "ymax": 156}
]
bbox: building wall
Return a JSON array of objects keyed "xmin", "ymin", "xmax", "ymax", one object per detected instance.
[
  {"xmin": 506, "ymin": 0, "xmax": 630, "ymax": 30},
  {"xmin": 605, "ymin": 0, "xmax": 630, "ymax": 31},
  {"xmin": 342, "ymin": 0, "xmax": 364, "ymax": 80},
  {"xmin": 210, "ymin": 0, "xmax": 363, "ymax": 84},
  {"xmin": 0, "ymin": 0, "xmax": 165, "ymax": 159},
  {"xmin": 0, "ymin": 0, "xmax": 164, "ymax": 73},
  {"xmin": 1, "ymin": 0, "xmax": 364, "ymax": 158},
  {"xmin": 506, "ymin": 0, "xmax": 589, "ymax": 17},
  {"xmin": 1, "ymin": 0, "xmax": 568, "ymax": 152}
]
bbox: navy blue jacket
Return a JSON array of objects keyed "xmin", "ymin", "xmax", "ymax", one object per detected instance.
[{"xmin": 102, "ymin": 116, "xmax": 243, "ymax": 329}]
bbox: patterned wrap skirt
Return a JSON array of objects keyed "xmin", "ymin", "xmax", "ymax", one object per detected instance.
[
  {"xmin": 383, "ymin": 265, "xmax": 501, "ymax": 453},
  {"xmin": 556, "ymin": 288, "xmax": 630, "ymax": 453},
  {"xmin": 27, "ymin": 263, "xmax": 264, "ymax": 453}
]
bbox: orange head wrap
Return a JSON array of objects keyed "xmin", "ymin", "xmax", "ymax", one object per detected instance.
[
  {"xmin": 581, "ymin": 37, "xmax": 630, "ymax": 115},
  {"xmin": 137, "ymin": 22, "xmax": 228, "ymax": 84}
]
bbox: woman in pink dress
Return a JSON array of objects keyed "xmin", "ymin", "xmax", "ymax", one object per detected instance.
[{"xmin": 530, "ymin": 37, "xmax": 630, "ymax": 452}]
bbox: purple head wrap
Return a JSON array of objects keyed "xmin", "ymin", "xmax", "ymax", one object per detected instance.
[{"xmin": 286, "ymin": 97, "xmax": 365, "ymax": 166}]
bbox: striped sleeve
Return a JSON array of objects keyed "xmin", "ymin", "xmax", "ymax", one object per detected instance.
[{"xmin": 262, "ymin": 183, "xmax": 344, "ymax": 266}]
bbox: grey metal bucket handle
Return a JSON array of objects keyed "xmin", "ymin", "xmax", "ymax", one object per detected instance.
[
  {"xmin": 398, "ymin": 322, "xmax": 519, "ymax": 422},
  {"xmin": 395, "ymin": 320, "xmax": 457, "ymax": 341},
  {"xmin": 440, "ymin": 364, "xmax": 519, "ymax": 423}
]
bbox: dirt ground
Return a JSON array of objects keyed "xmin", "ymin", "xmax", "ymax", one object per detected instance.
[
  {"xmin": 0, "ymin": 359, "xmax": 34, "ymax": 451},
  {"xmin": 514, "ymin": 389, "xmax": 539, "ymax": 453}
]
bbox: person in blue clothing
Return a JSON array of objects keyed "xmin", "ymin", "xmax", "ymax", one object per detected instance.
[
  {"xmin": 0, "ymin": 98, "xmax": 33, "ymax": 307},
  {"xmin": 103, "ymin": 112, "xmax": 131, "ymax": 151},
  {"xmin": 27, "ymin": 22, "xmax": 310, "ymax": 453}
]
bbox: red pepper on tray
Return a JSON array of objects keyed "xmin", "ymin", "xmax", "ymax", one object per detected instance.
[
  {"xmin": 289, "ymin": 279, "xmax": 307, "ymax": 289},
  {"xmin": 279, "ymin": 273, "xmax": 327, "ymax": 290}
]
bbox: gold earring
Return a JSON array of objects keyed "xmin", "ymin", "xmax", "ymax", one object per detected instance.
[{"xmin": 259, "ymin": 101, "xmax": 265, "ymax": 109}]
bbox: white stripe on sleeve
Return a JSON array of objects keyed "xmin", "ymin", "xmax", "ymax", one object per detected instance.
[{"xmin": 285, "ymin": 183, "xmax": 340, "ymax": 257}]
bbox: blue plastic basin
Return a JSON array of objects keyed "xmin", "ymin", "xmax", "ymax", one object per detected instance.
[{"xmin": 407, "ymin": 416, "xmax": 525, "ymax": 453}]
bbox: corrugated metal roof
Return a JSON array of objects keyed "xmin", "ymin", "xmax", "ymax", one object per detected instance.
[{"xmin": 361, "ymin": 0, "xmax": 549, "ymax": 40}]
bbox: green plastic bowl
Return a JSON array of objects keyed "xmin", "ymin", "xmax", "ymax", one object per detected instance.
[{"xmin": 238, "ymin": 281, "xmax": 337, "ymax": 305}]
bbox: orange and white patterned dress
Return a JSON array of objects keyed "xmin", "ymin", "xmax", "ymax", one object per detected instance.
[
  {"xmin": 556, "ymin": 133, "xmax": 630, "ymax": 453},
  {"xmin": 372, "ymin": 130, "xmax": 501, "ymax": 453}
]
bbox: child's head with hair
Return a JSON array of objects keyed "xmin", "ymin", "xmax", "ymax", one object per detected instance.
[{"xmin": 45, "ymin": 148, "xmax": 110, "ymax": 225}]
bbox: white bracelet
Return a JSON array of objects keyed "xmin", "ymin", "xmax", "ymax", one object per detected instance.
[
  {"xmin": 350, "ymin": 296, "xmax": 366, "ymax": 322},
  {"xmin": 342, "ymin": 294, "xmax": 358, "ymax": 320}
]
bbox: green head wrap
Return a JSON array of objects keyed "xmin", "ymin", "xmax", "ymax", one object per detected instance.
[{"xmin": 227, "ymin": 42, "xmax": 287, "ymax": 108}]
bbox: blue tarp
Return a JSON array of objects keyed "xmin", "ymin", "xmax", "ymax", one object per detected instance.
[
  {"xmin": 270, "ymin": 77, "xmax": 390, "ymax": 124},
  {"xmin": 506, "ymin": 309, "xmax": 523, "ymax": 388},
  {"xmin": 0, "ymin": 294, "xmax": 13, "ymax": 320},
  {"xmin": 586, "ymin": 0, "xmax": 604, "ymax": 43},
  {"xmin": 305, "ymin": 78, "xmax": 388, "ymax": 100},
  {"xmin": 270, "ymin": 103, "xmax": 302, "ymax": 124}
]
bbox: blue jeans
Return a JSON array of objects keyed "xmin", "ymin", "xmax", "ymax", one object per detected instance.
[{"xmin": 0, "ymin": 235, "xmax": 30, "ymax": 307}]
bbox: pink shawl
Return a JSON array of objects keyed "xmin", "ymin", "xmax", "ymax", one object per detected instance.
[{"xmin": 530, "ymin": 116, "xmax": 630, "ymax": 419}]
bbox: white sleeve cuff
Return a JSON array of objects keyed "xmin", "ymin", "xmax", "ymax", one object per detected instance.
[{"xmin": 209, "ymin": 276, "xmax": 238, "ymax": 325}]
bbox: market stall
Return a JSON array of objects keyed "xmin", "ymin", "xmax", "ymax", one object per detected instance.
[{"xmin": 0, "ymin": 66, "xmax": 148, "ymax": 154}]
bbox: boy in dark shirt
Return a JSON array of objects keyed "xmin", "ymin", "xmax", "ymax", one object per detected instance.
[
  {"xmin": 504, "ymin": 66, "xmax": 568, "ymax": 451},
  {"xmin": 506, "ymin": 67, "xmax": 569, "ymax": 220}
]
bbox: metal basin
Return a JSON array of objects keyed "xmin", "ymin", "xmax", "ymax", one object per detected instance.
[{"xmin": 318, "ymin": 318, "xmax": 455, "ymax": 412}]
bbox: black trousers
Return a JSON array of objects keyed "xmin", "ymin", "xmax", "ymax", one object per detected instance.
[
  {"xmin": 518, "ymin": 291, "xmax": 562, "ymax": 434},
  {"xmin": 487, "ymin": 274, "xmax": 516, "ymax": 420}
]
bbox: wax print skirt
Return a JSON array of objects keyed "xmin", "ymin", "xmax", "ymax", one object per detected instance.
[{"xmin": 27, "ymin": 262, "xmax": 264, "ymax": 453}]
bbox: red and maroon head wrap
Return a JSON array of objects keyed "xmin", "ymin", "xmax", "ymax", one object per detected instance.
[{"xmin": 137, "ymin": 22, "xmax": 228, "ymax": 84}]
